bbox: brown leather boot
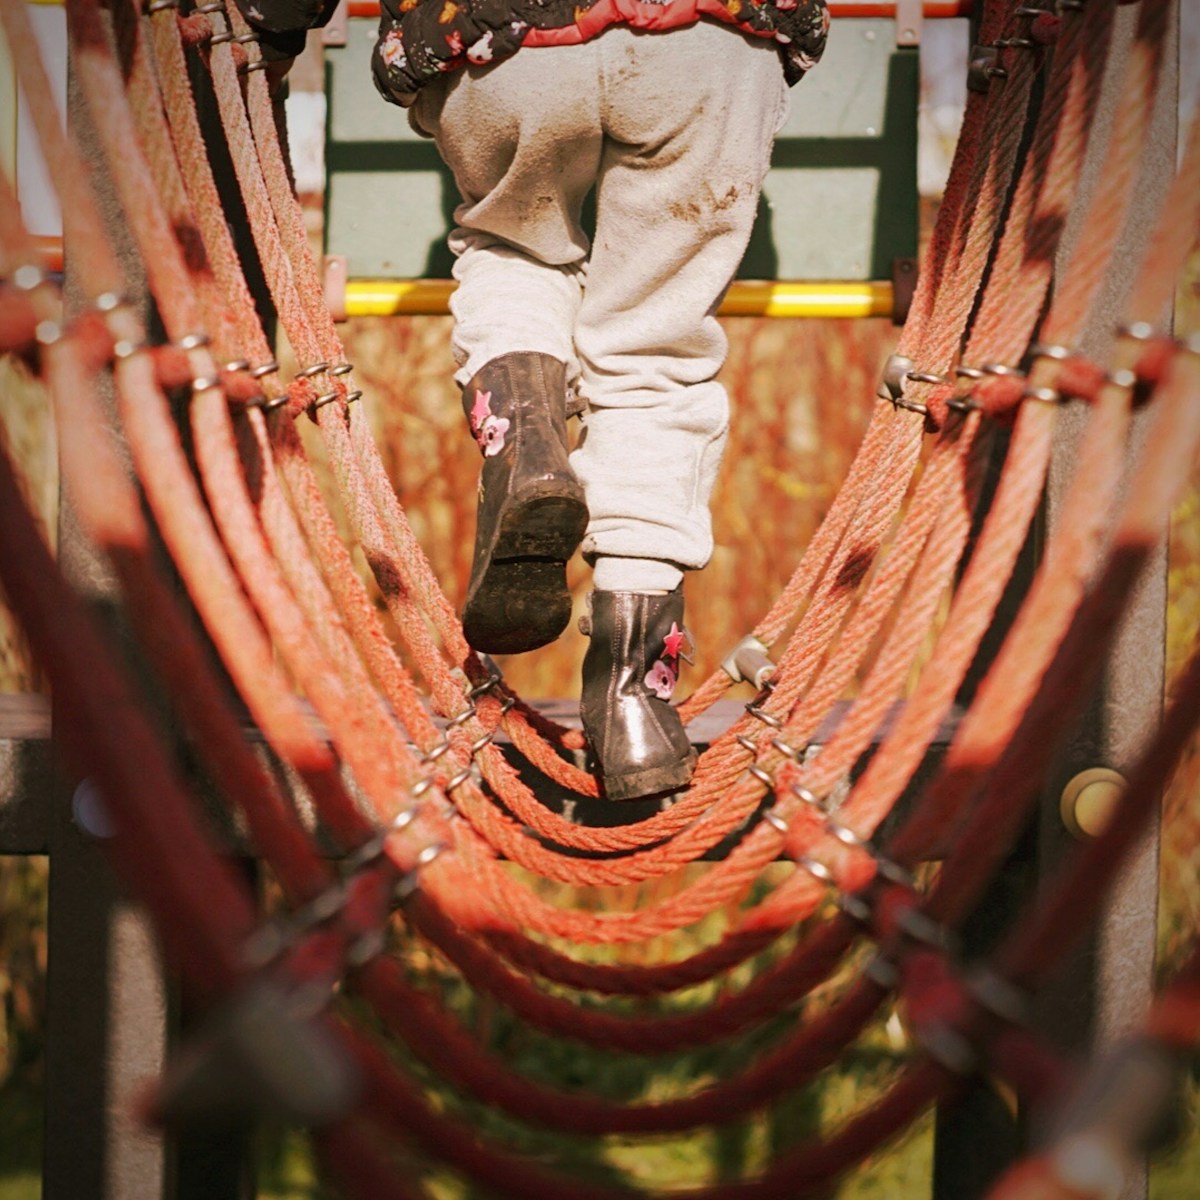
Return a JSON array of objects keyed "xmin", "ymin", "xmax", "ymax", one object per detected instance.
[
  {"xmin": 580, "ymin": 587, "xmax": 697, "ymax": 801},
  {"xmin": 460, "ymin": 353, "xmax": 588, "ymax": 655}
]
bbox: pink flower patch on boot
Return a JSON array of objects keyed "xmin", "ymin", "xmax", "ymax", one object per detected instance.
[
  {"xmin": 468, "ymin": 389, "xmax": 510, "ymax": 457},
  {"xmin": 643, "ymin": 622, "xmax": 689, "ymax": 700}
]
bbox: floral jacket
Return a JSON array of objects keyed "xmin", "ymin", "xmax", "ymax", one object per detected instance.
[
  {"xmin": 372, "ymin": 0, "xmax": 829, "ymax": 105},
  {"xmin": 231, "ymin": 0, "xmax": 827, "ymax": 107}
]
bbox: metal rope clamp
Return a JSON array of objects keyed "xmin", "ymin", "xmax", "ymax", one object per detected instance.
[
  {"xmin": 877, "ymin": 353, "xmax": 929, "ymax": 416},
  {"xmin": 721, "ymin": 634, "xmax": 776, "ymax": 691}
]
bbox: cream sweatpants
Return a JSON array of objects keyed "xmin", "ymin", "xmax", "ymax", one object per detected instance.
[{"xmin": 411, "ymin": 23, "xmax": 788, "ymax": 593}]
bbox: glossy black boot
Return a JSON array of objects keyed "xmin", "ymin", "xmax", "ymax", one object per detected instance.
[
  {"xmin": 580, "ymin": 587, "xmax": 697, "ymax": 801},
  {"xmin": 460, "ymin": 353, "xmax": 588, "ymax": 655}
]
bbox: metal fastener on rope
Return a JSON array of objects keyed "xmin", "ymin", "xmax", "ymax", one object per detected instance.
[
  {"xmin": 735, "ymin": 733, "xmax": 758, "ymax": 755},
  {"xmin": 792, "ymin": 782, "xmax": 827, "ymax": 812},
  {"xmin": 176, "ymin": 332, "xmax": 211, "ymax": 351},
  {"xmin": 94, "ymin": 291, "xmax": 125, "ymax": 313},
  {"xmin": 251, "ymin": 360, "xmax": 280, "ymax": 378},
  {"xmin": 445, "ymin": 705, "xmax": 477, "ymax": 730},
  {"xmin": 945, "ymin": 396, "xmax": 981, "ymax": 414},
  {"xmin": 1023, "ymin": 385, "xmax": 1062, "ymax": 404},
  {"xmin": 922, "ymin": 1024, "xmax": 978, "ymax": 1075},
  {"xmin": 967, "ymin": 45, "xmax": 1002, "ymax": 92},
  {"xmin": 444, "ymin": 767, "xmax": 473, "ymax": 792},
  {"xmin": 747, "ymin": 763, "xmax": 776, "ymax": 790},
  {"xmin": 409, "ymin": 777, "xmax": 435, "ymax": 800},
  {"xmin": 210, "ymin": 29, "xmax": 259, "ymax": 43},
  {"xmin": 240, "ymin": 60, "xmax": 271, "ymax": 74},
  {"xmin": 310, "ymin": 389, "xmax": 341, "ymax": 411},
  {"xmin": 798, "ymin": 854, "xmax": 836, "ymax": 884},
  {"xmin": 192, "ymin": 1, "xmax": 225, "ymax": 9},
  {"xmin": 721, "ymin": 634, "xmax": 776, "ymax": 690},
  {"xmin": 1105, "ymin": 367, "xmax": 1139, "ymax": 391},
  {"xmin": 995, "ymin": 35, "xmax": 1036, "ymax": 48},
  {"xmin": 35, "ymin": 320, "xmax": 62, "ymax": 347},
  {"xmin": 865, "ymin": 954, "xmax": 901, "ymax": 988},
  {"xmin": 420, "ymin": 740, "xmax": 452, "ymax": 766},
  {"xmin": 344, "ymin": 390, "xmax": 364, "ymax": 405},
  {"xmin": 223, "ymin": 358, "xmax": 252, "ymax": 373},
  {"xmin": 761, "ymin": 807, "xmax": 789, "ymax": 834},
  {"xmin": 468, "ymin": 731, "xmax": 496, "ymax": 755},
  {"xmin": 879, "ymin": 353, "xmax": 930, "ymax": 414},
  {"xmin": 898, "ymin": 906, "xmax": 954, "ymax": 950},
  {"xmin": 468, "ymin": 673, "xmax": 502, "ymax": 700},
  {"xmin": 295, "ymin": 362, "xmax": 332, "ymax": 379},
  {"xmin": 770, "ymin": 735, "xmax": 805, "ymax": 763},
  {"xmin": 113, "ymin": 338, "xmax": 148, "ymax": 359},
  {"xmin": 967, "ymin": 968, "xmax": 1029, "ymax": 1024},
  {"xmin": 146, "ymin": 0, "xmax": 179, "ymax": 11},
  {"xmin": 981, "ymin": 362, "xmax": 1024, "ymax": 378},
  {"xmin": 341, "ymin": 833, "xmax": 387, "ymax": 873},
  {"xmin": 11, "ymin": 264, "xmax": 45, "ymax": 291},
  {"xmin": 955, "ymin": 364, "xmax": 986, "ymax": 380},
  {"xmin": 841, "ymin": 892, "xmax": 873, "ymax": 925},
  {"xmin": 875, "ymin": 857, "xmax": 916, "ymax": 889},
  {"xmin": 744, "ymin": 686, "xmax": 782, "ymax": 729},
  {"xmin": 191, "ymin": 376, "xmax": 222, "ymax": 393},
  {"xmin": 392, "ymin": 807, "xmax": 419, "ymax": 833},
  {"xmin": 1118, "ymin": 321, "xmax": 1157, "ymax": 342},
  {"xmin": 1030, "ymin": 341, "xmax": 1073, "ymax": 361},
  {"xmin": 826, "ymin": 819, "xmax": 869, "ymax": 850},
  {"xmin": 906, "ymin": 370, "xmax": 952, "ymax": 386}
]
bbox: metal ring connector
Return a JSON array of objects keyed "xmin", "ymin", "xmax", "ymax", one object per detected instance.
[
  {"xmin": 955, "ymin": 364, "xmax": 986, "ymax": 380},
  {"xmin": 311, "ymin": 389, "xmax": 341, "ymax": 411},
  {"xmin": 35, "ymin": 320, "xmax": 62, "ymax": 347},
  {"xmin": 410, "ymin": 778, "xmax": 435, "ymax": 800},
  {"xmin": 748, "ymin": 764, "xmax": 776, "ymax": 789},
  {"xmin": 736, "ymin": 733, "xmax": 758, "ymax": 755},
  {"xmin": 1023, "ymin": 385, "xmax": 1061, "ymax": 404},
  {"xmin": 826, "ymin": 819, "xmax": 868, "ymax": 850},
  {"xmin": 1118, "ymin": 321, "xmax": 1157, "ymax": 342},
  {"xmin": 177, "ymin": 332, "xmax": 211, "ymax": 351},
  {"xmin": 745, "ymin": 700, "xmax": 783, "ymax": 730},
  {"xmin": 906, "ymin": 370, "xmax": 952, "ymax": 385},
  {"xmin": 1105, "ymin": 367, "xmax": 1138, "ymax": 391},
  {"xmin": 113, "ymin": 338, "xmax": 148, "ymax": 360},
  {"xmin": 295, "ymin": 361, "xmax": 332, "ymax": 379},
  {"xmin": 344, "ymin": 390, "xmax": 364, "ymax": 404},
  {"xmin": 798, "ymin": 854, "xmax": 835, "ymax": 884},
  {"xmin": 250, "ymin": 360, "xmax": 280, "ymax": 378},
  {"xmin": 11, "ymin": 264, "xmax": 45, "ymax": 291},
  {"xmin": 982, "ymin": 362, "xmax": 1024, "ymax": 378},
  {"xmin": 770, "ymin": 735, "xmax": 804, "ymax": 763},
  {"xmin": 420, "ymin": 740, "xmax": 451, "ymax": 766},
  {"xmin": 444, "ymin": 768, "xmax": 473, "ymax": 792},
  {"xmin": 468, "ymin": 673, "xmax": 502, "ymax": 699},
  {"xmin": 445, "ymin": 705, "xmax": 477, "ymax": 730},
  {"xmin": 467, "ymin": 732, "xmax": 494, "ymax": 755},
  {"xmin": 191, "ymin": 376, "xmax": 221, "ymax": 393},
  {"xmin": 146, "ymin": 0, "xmax": 179, "ymax": 11},
  {"xmin": 223, "ymin": 358, "xmax": 252, "ymax": 373},
  {"xmin": 192, "ymin": 1, "xmax": 225, "ymax": 10},
  {"xmin": 761, "ymin": 808, "xmax": 789, "ymax": 834},
  {"xmin": 240, "ymin": 60, "xmax": 271, "ymax": 73},
  {"xmin": 1030, "ymin": 341, "xmax": 1073, "ymax": 361},
  {"xmin": 792, "ymin": 782, "xmax": 826, "ymax": 811}
]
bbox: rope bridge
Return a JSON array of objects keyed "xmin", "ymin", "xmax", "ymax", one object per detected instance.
[{"xmin": 0, "ymin": 0, "xmax": 1197, "ymax": 1194}]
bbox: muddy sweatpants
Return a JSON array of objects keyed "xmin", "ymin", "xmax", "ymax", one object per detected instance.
[{"xmin": 410, "ymin": 23, "xmax": 788, "ymax": 592}]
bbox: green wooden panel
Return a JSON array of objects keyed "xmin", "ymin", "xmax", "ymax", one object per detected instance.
[{"xmin": 324, "ymin": 16, "xmax": 917, "ymax": 281}]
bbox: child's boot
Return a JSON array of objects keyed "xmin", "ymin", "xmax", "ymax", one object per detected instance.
[
  {"xmin": 580, "ymin": 587, "xmax": 697, "ymax": 801},
  {"xmin": 461, "ymin": 352, "xmax": 589, "ymax": 654}
]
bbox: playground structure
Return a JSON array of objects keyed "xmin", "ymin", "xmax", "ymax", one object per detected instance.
[{"xmin": 0, "ymin": 0, "xmax": 1197, "ymax": 1197}]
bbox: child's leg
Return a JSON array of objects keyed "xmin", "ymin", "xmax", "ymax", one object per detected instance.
[
  {"xmin": 411, "ymin": 47, "xmax": 605, "ymax": 383},
  {"xmin": 409, "ymin": 51, "xmax": 604, "ymax": 651},
  {"xmin": 571, "ymin": 23, "xmax": 789, "ymax": 593}
]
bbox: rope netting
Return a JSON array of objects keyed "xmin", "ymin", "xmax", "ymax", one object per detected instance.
[{"xmin": 0, "ymin": 0, "xmax": 1198, "ymax": 1194}]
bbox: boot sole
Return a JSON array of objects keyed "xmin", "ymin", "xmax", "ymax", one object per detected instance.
[
  {"xmin": 601, "ymin": 749, "xmax": 698, "ymax": 802},
  {"xmin": 462, "ymin": 492, "xmax": 588, "ymax": 655}
]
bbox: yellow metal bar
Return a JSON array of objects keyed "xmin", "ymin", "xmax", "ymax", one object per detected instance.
[{"xmin": 345, "ymin": 278, "xmax": 895, "ymax": 319}]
